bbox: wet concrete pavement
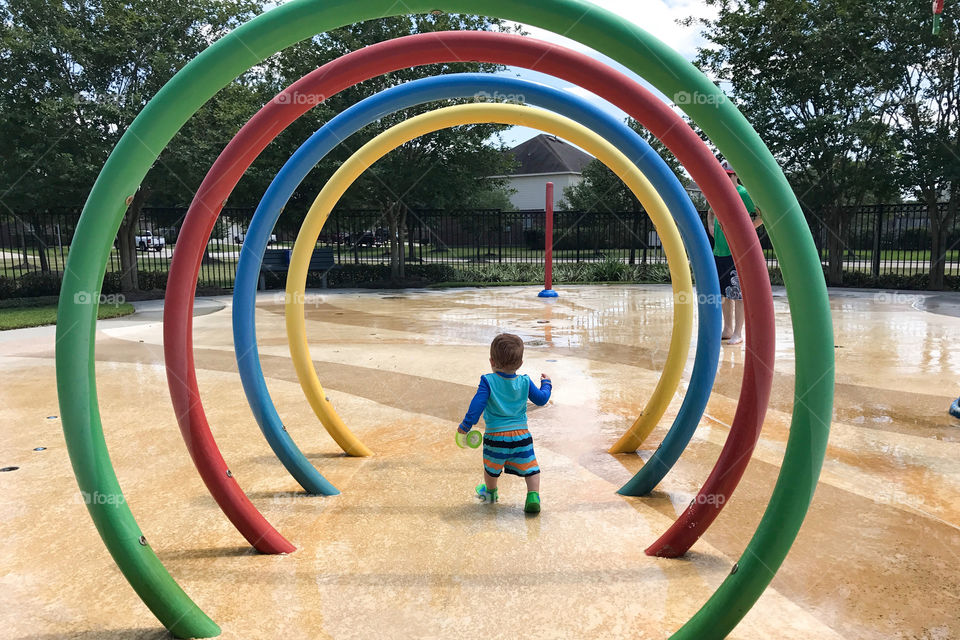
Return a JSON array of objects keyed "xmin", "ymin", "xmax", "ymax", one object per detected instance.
[{"xmin": 1, "ymin": 285, "xmax": 957, "ymax": 639}]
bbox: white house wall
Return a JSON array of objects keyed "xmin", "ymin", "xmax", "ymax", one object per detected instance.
[{"xmin": 507, "ymin": 173, "xmax": 582, "ymax": 210}]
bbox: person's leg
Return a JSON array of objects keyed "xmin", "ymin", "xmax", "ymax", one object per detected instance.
[
  {"xmin": 716, "ymin": 255, "xmax": 735, "ymax": 340},
  {"xmin": 524, "ymin": 473, "xmax": 540, "ymax": 493},
  {"xmin": 484, "ymin": 470, "xmax": 499, "ymax": 493},
  {"xmin": 722, "ymin": 298, "xmax": 735, "ymax": 339},
  {"xmin": 724, "ymin": 267, "xmax": 744, "ymax": 345},
  {"xmin": 477, "ymin": 471, "xmax": 499, "ymax": 502},
  {"xmin": 523, "ymin": 472, "xmax": 541, "ymax": 514},
  {"xmin": 518, "ymin": 440, "xmax": 542, "ymax": 514},
  {"xmin": 479, "ymin": 443, "xmax": 502, "ymax": 502},
  {"xmin": 729, "ymin": 299, "xmax": 745, "ymax": 345}
]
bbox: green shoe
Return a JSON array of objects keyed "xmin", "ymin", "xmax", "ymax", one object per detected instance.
[
  {"xmin": 475, "ymin": 484, "xmax": 499, "ymax": 503},
  {"xmin": 524, "ymin": 491, "xmax": 541, "ymax": 514}
]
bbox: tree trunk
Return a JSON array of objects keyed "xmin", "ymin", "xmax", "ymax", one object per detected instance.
[
  {"xmin": 387, "ymin": 206, "xmax": 400, "ymax": 285},
  {"xmin": 926, "ymin": 185, "xmax": 952, "ymax": 291},
  {"xmin": 399, "ymin": 206, "xmax": 407, "ymax": 280},
  {"xmin": 641, "ymin": 215, "xmax": 648, "ymax": 266},
  {"xmin": 406, "ymin": 209, "xmax": 416, "ymax": 265},
  {"xmin": 18, "ymin": 225, "xmax": 29, "ymax": 267},
  {"xmin": 118, "ymin": 186, "xmax": 149, "ymax": 291},
  {"xmin": 592, "ymin": 213, "xmax": 601, "ymax": 257},
  {"xmin": 826, "ymin": 207, "xmax": 844, "ymax": 286},
  {"xmin": 31, "ymin": 215, "xmax": 50, "ymax": 272}
]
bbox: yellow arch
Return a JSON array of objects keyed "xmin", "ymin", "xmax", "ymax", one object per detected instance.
[{"xmin": 285, "ymin": 103, "xmax": 693, "ymax": 456}]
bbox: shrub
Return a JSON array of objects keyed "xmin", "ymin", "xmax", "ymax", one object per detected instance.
[
  {"xmin": 15, "ymin": 271, "xmax": 62, "ymax": 297},
  {"xmin": 554, "ymin": 262, "xmax": 587, "ymax": 283},
  {"xmin": 0, "ymin": 277, "xmax": 17, "ymax": 299},
  {"xmin": 325, "ymin": 264, "xmax": 389, "ymax": 287},
  {"xmin": 138, "ymin": 271, "xmax": 169, "ymax": 291},
  {"xmin": 587, "ymin": 258, "xmax": 628, "ymax": 282},
  {"xmin": 637, "ymin": 263, "xmax": 671, "ymax": 282},
  {"xmin": 768, "ymin": 267, "xmax": 784, "ymax": 286},
  {"xmin": 4, "ymin": 258, "xmax": 955, "ymax": 299},
  {"xmin": 486, "ymin": 263, "xmax": 542, "ymax": 282},
  {"xmin": 102, "ymin": 272, "xmax": 123, "ymax": 294}
]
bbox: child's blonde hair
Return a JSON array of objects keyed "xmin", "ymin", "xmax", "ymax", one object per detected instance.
[{"xmin": 490, "ymin": 333, "xmax": 524, "ymax": 370}]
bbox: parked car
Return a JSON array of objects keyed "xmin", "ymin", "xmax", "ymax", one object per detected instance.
[
  {"xmin": 135, "ymin": 231, "xmax": 165, "ymax": 252},
  {"xmin": 234, "ymin": 232, "xmax": 277, "ymax": 245},
  {"xmin": 346, "ymin": 228, "xmax": 390, "ymax": 247},
  {"xmin": 349, "ymin": 231, "xmax": 378, "ymax": 247}
]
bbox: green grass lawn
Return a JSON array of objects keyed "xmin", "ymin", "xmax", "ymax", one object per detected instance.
[{"xmin": 0, "ymin": 300, "xmax": 135, "ymax": 330}]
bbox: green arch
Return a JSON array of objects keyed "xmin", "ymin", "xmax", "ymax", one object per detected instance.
[{"xmin": 54, "ymin": 1, "xmax": 834, "ymax": 637}]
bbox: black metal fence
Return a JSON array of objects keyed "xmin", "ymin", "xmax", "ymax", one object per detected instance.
[
  {"xmin": 802, "ymin": 202, "xmax": 959, "ymax": 277},
  {"xmin": 0, "ymin": 202, "xmax": 956, "ymax": 293}
]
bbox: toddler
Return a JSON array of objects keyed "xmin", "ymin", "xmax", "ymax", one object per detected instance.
[{"xmin": 457, "ymin": 333, "xmax": 552, "ymax": 513}]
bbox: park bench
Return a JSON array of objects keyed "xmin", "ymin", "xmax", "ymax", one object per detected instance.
[{"xmin": 258, "ymin": 247, "xmax": 339, "ymax": 290}]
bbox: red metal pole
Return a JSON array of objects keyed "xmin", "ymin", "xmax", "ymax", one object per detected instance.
[
  {"xmin": 539, "ymin": 182, "xmax": 558, "ymax": 297},
  {"xmin": 545, "ymin": 182, "xmax": 554, "ymax": 289}
]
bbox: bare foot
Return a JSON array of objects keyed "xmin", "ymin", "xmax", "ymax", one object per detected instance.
[
  {"xmin": 722, "ymin": 333, "xmax": 733, "ymax": 341},
  {"xmin": 727, "ymin": 335, "xmax": 743, "ymax": 345}
]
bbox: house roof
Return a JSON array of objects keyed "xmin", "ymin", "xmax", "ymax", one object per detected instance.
[{"xmin": 506, "ymin": 134, "xmax": 594, "ymax": 176}]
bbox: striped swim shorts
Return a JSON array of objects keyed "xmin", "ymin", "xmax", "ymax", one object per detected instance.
[{"xmin": 483, "ymin": 428, "xmax": 540, "ymax": 478}]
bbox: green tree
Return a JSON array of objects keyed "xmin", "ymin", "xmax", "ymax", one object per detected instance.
[
  {"xmin": 240, "ymin": 14, "xmax": 520, "ymax": 284},
  {"xmin": 0, "ymin": 0, "xmax": 263, "ymax": 289},
  {"xmin": 883, "ymin": 1, "xmax": 960, "ymax": 289},
  {"xmin": 561, "ymin": 119, "xmax": 686, "ymax": 212},
  {"xmin": 561, "ymin": 119, "xmax": 689, "ymax": 263},
  {"xmin": 0, "ymin": 5, "xmax": 518, "ymax": 289},
  {"xmin": 691, "ymin": 0, "xmax": 900, "ymax": 285}
]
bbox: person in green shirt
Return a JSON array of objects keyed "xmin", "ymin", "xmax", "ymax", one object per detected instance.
[{"xmin": 706, "ymin": 161, "xmax": 764, "ymax": 345}]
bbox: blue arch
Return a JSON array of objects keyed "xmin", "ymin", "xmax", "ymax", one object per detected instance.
[{"xmin": 232, "ymin": 73, "xmax": 722, "ymax": 495}]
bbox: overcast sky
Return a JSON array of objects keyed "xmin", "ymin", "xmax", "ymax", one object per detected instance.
[{"xmin": 492, "ymin": 0, "xmax": 719, "ymax": 148}]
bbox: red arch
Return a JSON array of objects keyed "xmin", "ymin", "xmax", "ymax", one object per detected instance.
[{"xmin": 163, "ymin": 30, "xmax": 775, "ymax": 555}]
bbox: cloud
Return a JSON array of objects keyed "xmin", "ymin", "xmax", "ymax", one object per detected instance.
[
  {"xmin": 512, "ymin": 0, "xmax": 718, "ymax": 60},
  {"xmin": 492, "ymin": 1, "xmax": 721, "ymax": 147},
  {"xmin": 500, "ymin": 0, "xmax": 720, "ymax": 107}
]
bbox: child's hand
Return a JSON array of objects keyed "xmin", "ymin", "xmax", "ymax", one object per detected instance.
[
  {"xmin": 455, "ymin": 430, "xmax": 482, "ymax": 449},
  {"xmin": 541, "ymin": 373, "xmax": 551, "ymax": 381}
]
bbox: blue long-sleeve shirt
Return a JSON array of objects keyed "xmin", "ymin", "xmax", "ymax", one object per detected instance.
[{"xmin": 458, "ymin": 372, "xmax": 552, "ymax": 433}]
